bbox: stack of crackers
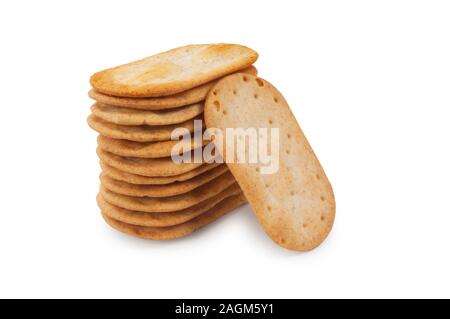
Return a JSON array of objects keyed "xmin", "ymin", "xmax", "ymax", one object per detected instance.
[
  {"xmin": 87, "ymin": 44, "xmax": 259, "ymax": 240},
  {"xmin": 88, "ymin": 44, "xmax": 335, "ymax": 251}
]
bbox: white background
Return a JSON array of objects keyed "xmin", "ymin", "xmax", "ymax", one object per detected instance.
[{"xmin": 0, "ymin": 0, "xmax": 449, "ymax": 299}]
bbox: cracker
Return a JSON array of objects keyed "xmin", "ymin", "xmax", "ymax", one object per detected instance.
[
  {"xmin": 101, "ymin": 193, "xmax": 247, "ymax": 240},
  {"xmin": 99, "ymin": 164, "xmax": 228, "ymax": 197},
  {"xmin": 91, "ymin": 102, "xmax": 203, "ymax": 126},
  {"xmin": 100, "ymin": 160, "xmax": 222, "ymax": 185},
  {"xmin": 97, "ymin": 148, "xmax": 204, "ymax": 177},
  {"xmin": 99, "ymin": 171, "xmax": 237, "ymax": 212},
  {"xmin": 97, "ymin": 184, "xmax": 243, "ymax": 227},
  {"xmin": 90, "ymin": 44, "xmax": 258, "ymax": 97},
  {"xmin": 204, "ymin": 74, "xmax": 335, "ymax": 251},
  {"xmin": 87, "ymin": 114, "xmax": 204, "ymax": 142},
  {"xmin": 88, "ymin": 66, "xmax": 257, "ymax": 110},
  {"xmin": 97, "ymin": 135, "xmax": 208, "ymax": 159}
]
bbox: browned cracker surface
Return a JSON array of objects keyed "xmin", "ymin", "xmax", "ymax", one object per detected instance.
[
  {"xmin": 205, "ymin": 73, "xmax": 335, "ymax": 251},
  {"xmin": 88, "ymin": 66, "xmax": 257, "ymax": 110},
  {"xmin": 100, "ymin": 161, "xmax": 221, "ymax": 185},
  {"xmin": 87, "ymin": 114, "xmax": 204, "ymax": 143},
  {"xmin": 99, "ymin": 164, "xmax": 228, "ymax": 197},
  {"xmin": 101, "ymin": 193, "xmax": 247, "ymax": 240},
  {"xmin": 96, "ymin": 148, "xmax": 205, "ymax": 177},
  {"xmin": 97, "ymin": 134, "xmax": 208, "ymax": 159},
  {"xmin": 100, "ymin": 171, "xmax": 238, "ymax": 213},
  {"xmin": 91, "ymin": 102, "xmax": 203, "ymax": 126},
  {"xmin": 97, "ymin": 184, "xmax": 243, "ymax": 227},
  {"xmin": 90, "ymin": 44, "xmax": 258, "ymax": 97}
]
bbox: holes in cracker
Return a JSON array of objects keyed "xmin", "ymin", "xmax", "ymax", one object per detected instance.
[
  {"xmin": 254, "ymin": 93, "xmax": 258, "ymax": 99},
  {"xmin": 242, "ymin": 75, "xmax": 249, "ymax": 82},
  {"xmin": 320, "ymin": 195, "xmax": 325, "ymax": 202},
  {"xmin": 280, "ymin": 238, "xmax": 286, "ymax": 244},
  {"xmin": 302, "ymin": 223, "xmax": 308, "ymax": 228},
  {"xmin": 265, "ymin": 183, "xmax": 269, "ymax": 188},
  {"xmin": 268, "ymin": 119, "xmax": 273, "ymax": 125},
  {"xmin": 267, "ymin": 205, "xmax": 272, "ymax": 212},
  {"xmin": 212, "ymin": 90, "xmax": 218, "ymax": 96},
  {"xmin": 290, "ymin": 191, "xmax": 295, "ymax": 196},
  {"xmin": 287, "ymin": 133, "xmax": 291, "ymax": 139},
  {"xmin": 233, "ymin": 89, "xmax": 237, "ymax": 95},
  {"xmin": 320, "ymin": 215, "xmax": 325, "ymax": 222},
  {"xmin": 213, "ymin": 101, "xmax": 221, "ymax": 112},
  {"xmin": 315, "ymin": 173, "xmax": 321, "ymax": 180},
  {"xmin": 273, "ymin": 97, "xmax": 279, "ymax": 103},
  {"xmin": 255, "ymin": 167, "xmax": 260, "ymax": 173},
  {"xmin": 222, "ymin": 110, "xmax": 227, "ymax": 115},
  {"xmin": 255, "ymin": 78, "xmax": 265, "ymax": 87},
  {"xmin": 286, "ymin": 149, "xmax": 290, "ymax": 155}
]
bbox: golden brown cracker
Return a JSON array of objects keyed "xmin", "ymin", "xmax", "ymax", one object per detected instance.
[
  {"xmin": 96, "ymin": 148, "xmax": 205, "ymax": 177},
  {"xmin": 100, "ymin": 171, "xmax": 238, "ymax": 213},
  {"xmin": 101, "ymin": 193, "xmax": 247, "ymax": 240},
  {"xmin": 87, "ymin": 114, "xmax": 204, "ymax": 142},
  {"xmin": 97, "ymin": 135, "xmax": 208, "ymax": 159},
  {"xmin": 90, "ymin": 44, "xmax": 258, "ymax": 97},
  {"xmin": 97, "ymin": 184, "xmax": 243, "ymax": 227},
  {"xmin": 91, "ymin": 102, "xmax": 203, "ymax": 126},
  {"xmin": 99, "ymin": 164, "xmax": 228, "ymax": 197},
  {"xmin": 88, "ymin": 66, "xmax": 257, "ymax": 110},
  {"xmin": 205, "ymin": 73, "xmax": 335, "ymax": 251},
  {"xmin": 100, "ymin": 161, "xmax": 221, "ymax": 185}
]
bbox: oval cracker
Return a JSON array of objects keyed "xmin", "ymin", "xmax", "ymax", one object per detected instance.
[
  {"xmin": 205, "ymin": 74, "xmax": 335, "ymax": 251},
  {"xmin": 90, "ymin": 44, "xmax": 258, "ymax": 97}
]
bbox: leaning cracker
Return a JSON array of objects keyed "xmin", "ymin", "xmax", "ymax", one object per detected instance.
[
  {"xmin": 91, "ymin": 102, "xmax": 203, "ymax": 126},
  {"xmin": 100, "ymin": 171, "xmax": 237, "ymax": 213},
  {"xmin": 100, "ymin": 161, "xmax": 221, "ymax": 185},
  {"xmin": 205, "ymin": 74, "xmax": 335, "ymax": 251},
  {"xmin": 97, "ymin": 148, "xmax": 205, "ymax": 177},
  {"xmin": 101, "ymin": 193, "xmax": 247, "ymax": 240},
  {"xmin": 97, "ymin": 184, "xmax": 243, "ymax": 227},
  {"xmin": 90, "ymin": 44, "xmax": 258, "ymax": 97},
  {"xmin": 99, "ymin": 164, "xmax": 228, "ymax": 197},
  {"xmin": 97, "ymin": 135, "xmax": 208, "ymax": 159},
  {"xmin": 87, "ymin": 114, "xmax": 204, "ymax": 142},
  {"xmin": 88, "ymin": 66, "xmax": 257, "ymax": 110}
]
